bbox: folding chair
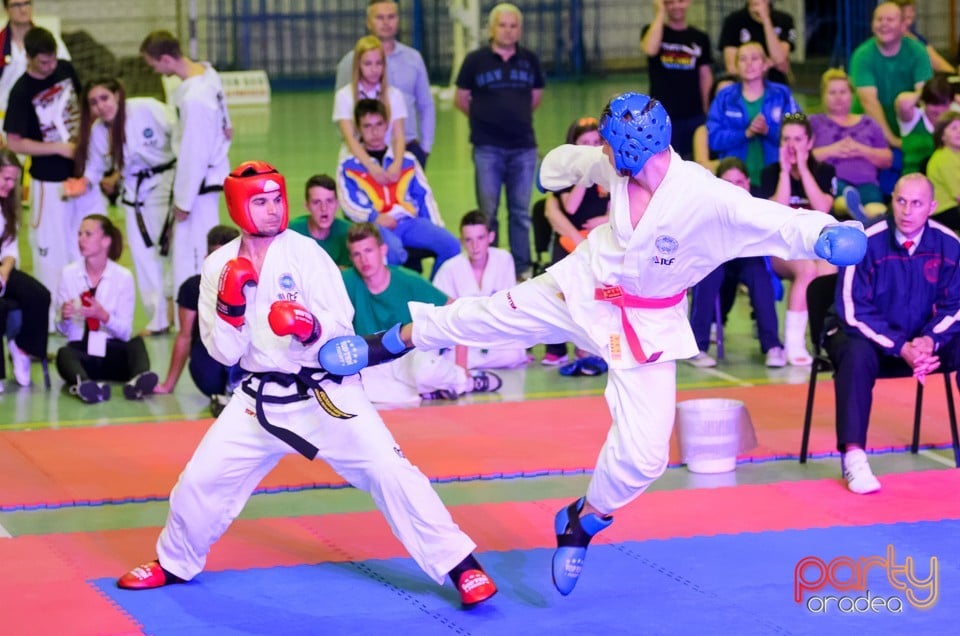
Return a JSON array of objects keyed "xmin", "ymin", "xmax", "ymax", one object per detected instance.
[{"xmin": 799, "ymin": 273, "xmax": 960, "ymax": 466}]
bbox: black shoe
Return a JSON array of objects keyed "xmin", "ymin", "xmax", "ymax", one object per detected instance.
[
  {"xmin": 469, "ymin": 371, "xmax": 502, "ymax": 393},
  {"xmin": 71, "ymin": 379, "xmax": 110, "ymax": 403},
  {"xmin": 123, "ymin": 371, "xmax": 159, "ymax": 400},
  {"xmin": 420, "ymin": 389, "xmax": 459, "ymax": 401}
]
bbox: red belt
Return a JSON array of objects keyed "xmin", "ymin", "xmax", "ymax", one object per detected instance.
[{"xmin": 594, "ymin": 286, "xmax": 686, "ymax": 363}]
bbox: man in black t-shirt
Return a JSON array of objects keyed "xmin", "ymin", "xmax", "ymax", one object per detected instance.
[
  {"xmin": 641, "ymin": 0, "xmax": 714, "ymax": 158},
  {"xmin": 3, "ymin": 26, "xmax": 99, "ymax": 312},
  {"xmin": 455, "ymin": 3, "xmax": 546, "ymax": 280},
  {"xmin": 718, "ymin": 0, "xmax": 796, "ymax": 86}
]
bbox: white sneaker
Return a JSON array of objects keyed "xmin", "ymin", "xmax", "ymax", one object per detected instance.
[
  {"xmin": 687, "ymin": 351, "xmax": 717, "ymax": 368},
  {"xmin": 765, "ymin": 346, "xmax": 787, "ymax": 368},
  {"xmin": 787, "ymin": 345, "xmax": 813, "ymax": 366},
  {"xmin": 8, "ymin": 339, "xmax": 32, "ymax": 387},
  {"xmin": 842, "ymin": 449, "xmax": 881, "ymax": 494}
]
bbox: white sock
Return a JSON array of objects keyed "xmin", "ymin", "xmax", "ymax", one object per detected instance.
[{"xmin": 784, "ymin": 310, "xmax": 809, "ymax": 351}]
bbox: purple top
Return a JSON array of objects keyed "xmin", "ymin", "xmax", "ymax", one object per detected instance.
[{"xmin": 809, "ymin": 113, "xmax": 887, "ymax": 186}]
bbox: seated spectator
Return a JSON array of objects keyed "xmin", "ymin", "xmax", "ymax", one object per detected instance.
[
  {"xmin": 432, "ymin": 210, "xmax": 529, "ymax": 370},
  {"xmin": 332, "ymin": 35, "xmax": 406, "ymax": 180},
  {"xmin": 895, "ymin": 0, "xmax": 957, "ymax": 74},
  {"xmin": 759, "ymin": 112, "xmax": 837, "ymax": 366},
  {"xmin": 343, "ymin": 223, "xmax": 501, "ymax": 404},
  {"xmin": 0, "ymin": 149, "xmax": 50, "ymax": 389},
  {"xmin": 55, "ymin": 215, "xmax": 158, "ymax": 403},
  {"xmin": 707, "ymin": 42, "xmax": 799, "ymax": 192},
  {"xmin": 826, "ymin": 173, "xmax": 960, "ymax": 494},
  {"xmin": 154, "ymin": 225, "xmax": 244, "ymax": 416},
  {"xmin": 895, "ymin": 74, "xmax": 956, "ymax": 175},
  {"xmin": 927, "ymin": 111, "xmax": 960, "ymax": 230},
  {"xmin": 688, "ymin": 158, "xmax": 785, "ymax": 368},
  {"xmin": 693, "ymin": 74, "xmax": 739, "ymax": 173},
  {"xmin": 288, "ymin": 174, "xmax": 352, "ymax": 269},
  {"xmin": 338, "ymin": 99, "xmax": 460, "ymax": 278},
  {"xmin": 718, "ymin": 0, "xmax": 796, "ymax": 86},
  {"xmin": 810, "ymin": 68, "xmax": 893, "ymax": 221},
  {"xmin": 541, "ymin": 116, "xmax": 609, "ymax": 374}
]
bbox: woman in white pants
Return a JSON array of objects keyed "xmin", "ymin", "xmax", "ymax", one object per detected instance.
[{"xmin": 70, "ymin": 77, "xmax": 176, "ymax": 335}]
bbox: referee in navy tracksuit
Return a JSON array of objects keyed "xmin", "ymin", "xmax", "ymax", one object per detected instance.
[{"xmin": 826, "ymin": 174, "xmax": 960, "ymax": 494}]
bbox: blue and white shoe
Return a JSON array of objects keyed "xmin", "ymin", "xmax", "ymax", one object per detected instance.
[{"xmin": 551, "ymin": 497, "xmax": 613, "ymax": 595}]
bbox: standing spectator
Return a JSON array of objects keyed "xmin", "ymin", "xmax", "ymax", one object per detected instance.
[
  {"xmin": 433, "ymin": 210, "xmax": 529, "ymax": 370},
  {"xmin": 894, "ymin": 74, "xmax": 956, "ymax": 176},
  {"xmin": 640, "ymin": 0, "xmax": 713, "ymax": 158},
  {"xmin": 333, "ymin": 35, "xmax": 407, "ymax": 184},
  {"xmin": 455, "ymin": 2, "xmax": 545, "ymax": 280},
  {"xmin": 707, "ymin": 41, "xmax": 799, "ymax": 192},
  {"xmin": 894, "ymin": 0, "xmax": 956, "ymax": 74},
  {"xmin": 849, "ymin": 2, "xmax": 933, "ymax": 151},
  {"xmin": 337, "ymin": 99, "xmax": 459, "ymax": 278},
  {"xmin": 0, "ymin": 0, "xmax": 71, "ymax": 131},
  {"xmin": 155, "ymin": 225, "xmax": 243, "ymax": 417},
  {"xmin": 288, "ymin": 174, "xmax": 352, "ymax": 269},
  {"xmin": 140, "ymin": 30, "xmax": 232, "ymax": 294},
  {"xmin": 55, "ymin": 214, "xmax": 158, "ymax": 404},
  {"xmin": 0, "ymin": 149, "xmax": 49, "ymax": 389},
  {"xmin": 718, "ymin": 0, "xmax": 796, "ymax": 86},
  {"xmin": 810, "ymin": 68, "xmax": 892, "ymax": 220},
  {"xmin": 827, "ymin": 174, "xmax": 960, "ymax": 494},
  {"xmin": 335, "ymin": 0, "xmax": 435, "ymax": 168},
  {"xmin": 759, "ymin": 112, "xmax": 837, "ymax": 366},
  {"xmin": 3, "ymin": 27, "xmax": 98, "ymax": 315},
  {"xmin": 927, "ymin": 111, "xmax": 960, "ymax": 230},
  {"xmin": 70, "ymin": 77, "xmax": 177, "ymax": 336}
]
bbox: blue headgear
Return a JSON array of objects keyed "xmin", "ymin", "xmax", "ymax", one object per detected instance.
[{"xmin": 599, "ymin": 93, "xmax": 672, "ymax": 176}]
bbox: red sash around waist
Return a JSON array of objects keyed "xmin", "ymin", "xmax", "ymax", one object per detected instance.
[{"xmin": 594, "ymin": 286, "xmax": 686, "ymax": 363}]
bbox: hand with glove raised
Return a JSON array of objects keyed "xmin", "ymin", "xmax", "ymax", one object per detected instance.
[
  {"xmin": 216, "ymin": 257, "xmax": 258, "ymax": 328},
  {"xmin": 815, "ymin": 221, "xmax": 867, "ymax": 266},
  {"xmin": 318, "ymin": 322, "xmax": 410, "ymax": 375},
  {"xmin": 268, "ymin": 300, "xmax": 321, "ymax": 345}
]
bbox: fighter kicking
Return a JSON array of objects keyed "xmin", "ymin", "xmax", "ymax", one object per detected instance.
[
  {"xmin": 318, "ymin": 92, "xmax": 867, "ymax": 596},
  {"xmin": 116, "ymin": 161, "xmax": 497, "ymax": 608}
]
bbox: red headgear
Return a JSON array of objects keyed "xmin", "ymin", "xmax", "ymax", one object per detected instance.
[{"xmin": 223, "ymin": 160, "xmax": 288, "ymax": 236}]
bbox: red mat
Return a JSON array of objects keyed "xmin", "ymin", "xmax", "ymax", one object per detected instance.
[
  {"xmin": 1, "ymin": 378, "xmax": 954, "ymax": 509},
  {"xmin": 2, "ymin": 469, "xmax": 958, "ymax": 636}
]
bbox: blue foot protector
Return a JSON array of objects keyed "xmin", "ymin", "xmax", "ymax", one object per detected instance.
[
  {"xmin": 551, "ymin": 497, "xmax": 613, "ymax": 595},
  {"xmin": 318, "ymin": 323, "xmax": 409, "ymax": 375}
]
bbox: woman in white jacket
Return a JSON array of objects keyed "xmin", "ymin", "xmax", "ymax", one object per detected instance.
[{"xmin": 69, "ymin": 77, "xmax": 177, "ymax": 335}]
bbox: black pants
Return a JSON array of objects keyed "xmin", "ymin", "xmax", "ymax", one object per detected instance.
[
  {"xmin": 188, "ymin": 340, "xmax": 242, "ymax": 397},
  {"xmin": 56, "ymin": 336, "xmax": 151, "ymax": 384},
  {"xmin": 1, "ymin": 268, "xmax": 51, "ymax": 358},
  {"xmin": 826, "ymin": 330, "xmax": 960, "ymax": 452}
]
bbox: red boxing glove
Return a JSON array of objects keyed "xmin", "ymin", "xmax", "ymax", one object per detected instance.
[
  {"xmin": 268, "ymin": 300, "xmax": 321, "ymax": 345},
  {"xmin": 216, "ymin": 257, "xmax": 258, "ymax": 328}
]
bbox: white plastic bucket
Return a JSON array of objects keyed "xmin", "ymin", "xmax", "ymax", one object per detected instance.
[{"xmin": 676, "ymin": 398, "xmax": 753, "ymax": 474}]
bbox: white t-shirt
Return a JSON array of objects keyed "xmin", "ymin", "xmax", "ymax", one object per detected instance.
[{"xmin": 332, "ymin": 84, "xmax": 407, "ymax": 151}]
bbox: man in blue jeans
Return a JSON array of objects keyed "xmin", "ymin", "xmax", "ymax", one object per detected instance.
[{"xmin": 455, "ymin": 2, "xmax": 545, "ymax": 280}]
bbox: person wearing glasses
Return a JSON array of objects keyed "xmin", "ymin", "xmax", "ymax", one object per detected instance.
[{"xmin": 0, "ymin": 0, "xmax": 70, "ymax": 131}]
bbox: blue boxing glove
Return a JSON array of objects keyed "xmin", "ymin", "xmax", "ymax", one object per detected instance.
[
  {"xmin": 318, "ymin": 323, "xmax": 410, "ymax": 375},
  {"xmin": 814, "ymin": 221, "xmax": 867, "ymax": 266}
]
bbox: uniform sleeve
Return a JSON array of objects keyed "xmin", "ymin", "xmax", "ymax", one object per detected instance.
[
  {"xmin": 198, "ymin": 253, "xmax": 252, "ymax": 366},
  {"xmin": 432, "ymin": 260, "xmax": 457, "ymax": 297},
  {"xmin": 172, "ymin": 94, "xmax": 218, "ymax": 211},
  {"xmin": 101, "ymin": 268, "xmax": 135, "ymax": 342},
  {"xmin": 83, "ymin": 124, "xmax": 111, "ymax": 184},
  {"xmin": 300, "ymin": 244, "xmax": 356, "ymax": 358},
  {"xmin": 836, "ymin": 259, "xmax": 906, "ymax": 355},
  {"xmin": 332, "ymin": 86, "xmax": 354, "ymax": 123},
  {"xmin": 707, "ymin": 90, "xmax": 749, "ymax": 153},
  {"xmin": 539, "ymin": 144, "xmax": 617, "ymax": 193}
]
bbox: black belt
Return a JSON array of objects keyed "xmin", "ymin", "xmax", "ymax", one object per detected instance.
[
  {"xmin": 120, "ymin": 158, "xmax": 178, "ymax": 248},
  {"xmin": 240, "ymin": 368, "xmax": 353, "ymax": 459},
  {"xmin": 199, "ymin": 179, "xmax": 224, "ymax": 195}
]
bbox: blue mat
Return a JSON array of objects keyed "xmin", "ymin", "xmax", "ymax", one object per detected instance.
[{"xmin": 94, "ymin": 520, "xmax": 959, "ymax": 635}]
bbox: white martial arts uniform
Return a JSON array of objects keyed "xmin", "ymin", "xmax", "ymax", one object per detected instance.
[
  {"xmin": 409, "ymin": 146, "xmax": 837, "ymax": 513},
  {"xmin": 169, "ymin": 63, "xmax": 231, "ymax": 293},
  {"xmin": 433, "ymin": 248, "xmax": 530, "ymax": 369},
  {"xmin": 156, "ymin": 230, "xmax": 475, "ymax": 584},
  {"xmin": 83, "ymin": 98, "xmax": 176, "ymax": 333}
]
